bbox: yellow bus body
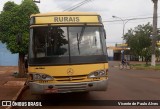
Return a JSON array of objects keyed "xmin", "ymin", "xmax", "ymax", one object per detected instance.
[{"xmin": 28, "ymin": 12, "xmax": 108, "ymax": 94}]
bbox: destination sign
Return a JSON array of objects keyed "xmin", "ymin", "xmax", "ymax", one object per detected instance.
[
  {"xmin": 35, "ymin": 16, "xmax": 99, "ymax": 24},
  {"xmin": 54, "ymin": 16, "xmax": 80, "ymax": 22}
]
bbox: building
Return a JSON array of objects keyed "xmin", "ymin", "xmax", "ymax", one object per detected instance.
[
  {"xmin": 107, "ymin": 43, "xmax": 133, "ymax": 61},
  {"xmin": 0, "ymin": 42, "xmax": 18, "ymax": 66}
]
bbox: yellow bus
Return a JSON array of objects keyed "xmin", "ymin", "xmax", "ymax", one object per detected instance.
[{"xmin": 28, "ymin": 12, "xmax": 108, "ymax": 94}]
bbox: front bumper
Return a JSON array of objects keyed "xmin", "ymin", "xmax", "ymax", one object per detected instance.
[{"xmin": 29, "ymin": 79, "xmax": 108, "ymax": 94}]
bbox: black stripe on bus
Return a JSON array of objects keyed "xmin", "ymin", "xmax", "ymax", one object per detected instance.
[{"xmin": 29, "ymin": 55, "xmax": 108, "ymax": 66}]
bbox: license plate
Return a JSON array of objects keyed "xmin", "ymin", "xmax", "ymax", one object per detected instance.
[{"xmin": 44, "ymin": 88, "xmax": 58, "ymax": 93}]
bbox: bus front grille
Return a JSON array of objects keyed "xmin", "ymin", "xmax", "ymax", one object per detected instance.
[
  {"xmin": 55, "ymin": 83, "xmax": 87, "ymax": 93},
  {"xmin": 39, "ymin": 80, "xmax": 49, "ymax": 83},
  {"xmin": 54, "ymin": 75, "xmax": 87, "ymax": 82}
]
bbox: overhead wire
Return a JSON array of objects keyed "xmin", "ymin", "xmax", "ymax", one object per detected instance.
[
  {"xmin": 69, "ymin": 0, "xmax": 93, "ymax": 11},
  {"xmin": 63, "ymin": 0, "xmax": 93, "ymax": 11},
  {"xmin": 63, "ymin": 0, "xmax": 86, "ymax": 11},
  {"xmin": 103, "ymin": 15, "xmax": 160, "ymax": 23},
  {"xmin": 80, "ymin": 1, "xmax": 92, "ymax": 11}
]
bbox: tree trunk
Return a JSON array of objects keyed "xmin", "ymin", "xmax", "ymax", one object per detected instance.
[
  {"xmin": 18, "ymin": 53, "xmax": 25, "ymax": 78},
  {"xmin": 151, "ymin": 0, "xmax": 158, "ymax": 66},
  {"xmin": 145, "ymin": 57, "xmax": 149, "ymax": 65},
  {"xmin": 142, "ymin": 57, "xmax": 144, "ymax": 62}
]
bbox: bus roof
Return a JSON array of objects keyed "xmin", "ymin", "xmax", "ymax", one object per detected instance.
[{"xmin": 31, "ymin": 12, "xmax": 99, "ymax": 17}]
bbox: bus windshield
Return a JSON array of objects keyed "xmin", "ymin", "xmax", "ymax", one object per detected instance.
[{"xmin": 29, "ymin": 26, "xmax": 107, "ymax": 65}]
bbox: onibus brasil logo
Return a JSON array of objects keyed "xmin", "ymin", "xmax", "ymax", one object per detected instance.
[{"xmin": 1, "ymin": 101, "xmax": 42, "ymax": 106}]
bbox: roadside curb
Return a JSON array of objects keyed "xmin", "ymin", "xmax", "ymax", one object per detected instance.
[
  {"xmin": 110, "ymin": 65, "xmax": 119, "ymax": 68},
  {"xmin": 5, "ymin": 83, "xmax": 26, "ymax": 109}
]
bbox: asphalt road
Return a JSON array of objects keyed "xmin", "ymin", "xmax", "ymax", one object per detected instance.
[{"xmin": 14, "ymin": 61, "xmax": 160, "ymax": 109}]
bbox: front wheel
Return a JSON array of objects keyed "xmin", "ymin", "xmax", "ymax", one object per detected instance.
[
  {"xmin": 126, "ymin": 62, "xmax": 131, "ymax": 69},
  {"xmin": 119, "ymin": 63, "xmax": 123, "ymax": 70}
]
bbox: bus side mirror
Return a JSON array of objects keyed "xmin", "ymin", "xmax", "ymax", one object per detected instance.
[
  {"xmin": 16, "ymin": 33, "xmax": 22, "ymax": 45},
  {"xmin": 24, "ymin": 55, "xmax": 28, "ymax": 73},
  {"xmin": 104, "ymin": 29, "xmax": 106, "ymax": 39}
]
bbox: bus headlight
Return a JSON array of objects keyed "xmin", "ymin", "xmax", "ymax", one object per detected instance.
[
  {"xmin": 32, "ymin": 73, "xmax": 53, "ymax": 80},
  {"xmin": 88, "ymin": 70, "xmax": 106, "ymax": 78},
  {"xmin": 34, "ymin": 74, "xmax": 41, "ymax": 80}
]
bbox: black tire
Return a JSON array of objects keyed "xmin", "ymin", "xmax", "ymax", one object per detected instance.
[
  {"xmin": 119, "ymin": 63, "xmax": 123, "ymax": 70},
  {"xmin": 126, "ymin": 65, "xmax": 131, "ymax": 69},
  {"xmin": 127, "ymin": 62, "xmax": 132, "ymax": 69}
]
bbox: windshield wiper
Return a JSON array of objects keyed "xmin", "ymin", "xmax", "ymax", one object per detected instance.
[
  {"xmin": 77, "ymin": 26, "xmax": 86, "ymax": 55},
  {"xmin": 78, "ymin": 26, "xmax": 85, "ymax": 44},
  {"xmin": 77, "ymin": 33, "xmax": 80, "ymax": 55}
]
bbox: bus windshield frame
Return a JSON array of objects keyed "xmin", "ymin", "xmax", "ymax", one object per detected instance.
[{"xmin": 29, "ymin": 25, "xmax": 107, "ymax": 66}]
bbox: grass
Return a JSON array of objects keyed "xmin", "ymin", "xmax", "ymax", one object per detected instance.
[{"xmin": 132, "ymin": 64, "xmax": 160, "ymax": 70}]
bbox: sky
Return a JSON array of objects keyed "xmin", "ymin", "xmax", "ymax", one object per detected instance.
[{"xmin": 0, "ymin": 0, "xmax": 160, "ymax": 56}]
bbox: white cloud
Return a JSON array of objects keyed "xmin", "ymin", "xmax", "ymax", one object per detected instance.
[
  {"xmin": 37, "ymin": 0, "xmax": 63, "ymax": 12},
  {"xmin": 0, "ymin": 0, "xmax": 21, "ymax": 12},
  {"xmin": 0, "ymin": 0, "xmax": 160, "ymax": 45}
]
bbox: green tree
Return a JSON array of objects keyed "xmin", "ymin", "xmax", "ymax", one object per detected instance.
[
  {"xmin": 3, "ymin": 1, "xmax": 17, "ymax": 12},
  {"xmin": 142, "ymin": 47, "xmax": 151, "ymax": 65},
  {"xmin": 155, "ymin": 48, "xmax": 160, "ymax": 61},
  {"xmin": 0, "ymin": 0, "xmax": 39, "ymax": 77},
  {"xmin": 124, "ymin": 23, "xmax": 152, "ymax": 62}
]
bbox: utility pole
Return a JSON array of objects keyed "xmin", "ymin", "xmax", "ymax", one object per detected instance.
[
  {"xmin": 112, "ymin": 16, "xmax": 131, "ymax": 60},
  {"xmin": 33, "ymin": 0, "xmax": 40, "ymax": 3},
  {"xmin": 151, "ymin": 0, "xmax": 158, "ymax": 66}
]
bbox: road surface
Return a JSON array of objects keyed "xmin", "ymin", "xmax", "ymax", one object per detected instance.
[{"xmin": 14, "ymin": 61, "xmax": 160, "ymax": 109}]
